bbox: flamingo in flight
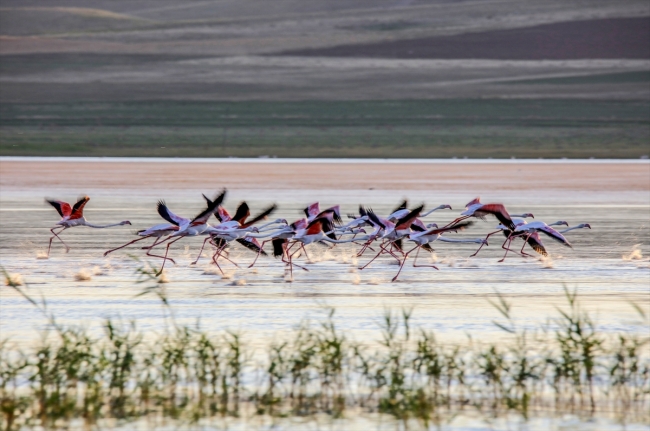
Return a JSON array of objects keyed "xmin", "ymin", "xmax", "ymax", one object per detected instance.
[
  {"xmin": 358, "ymin": 204, "xmax": 425, "ymax": 270},
  {"xmin": 468, "ymin": 212, "xmax": 535, "ymax": 257},
  {"xmin": 151, "ymin": 190, "xmax": 226, "ymax": 274},
  {"xmin": 103, "ymin": 201, "xmax": 186, "ymax": 264},
  {"xmin": 46, "ymin": 196, "xmax": 131, "ymax": 257},
  {"xmin": 193, "ymin": 199, "xmax": 285, "ymax": 269},
  {"xmin": 304, "ymin": 202, "xmax": 343, "ymax": 224},
  {"xmin": 501, "ymin": 222, "xmax": 591, "ymax": 260},
  {"xmin": 387, "ymin": 199, "xmax": 452, "ymax": 221},
  {"xmin": 283, "ymin": 216, "xmax": 368, "ymax": 280}
]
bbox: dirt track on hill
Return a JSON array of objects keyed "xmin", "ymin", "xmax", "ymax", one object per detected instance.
[{"xmin": 280, "ymin": 18, "xmax": 650, "ymax": 60}]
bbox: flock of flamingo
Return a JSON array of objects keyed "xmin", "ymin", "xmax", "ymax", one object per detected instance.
[{"xmin": 46, "ymin": 192, "xmax": 591, "ymax": 281}]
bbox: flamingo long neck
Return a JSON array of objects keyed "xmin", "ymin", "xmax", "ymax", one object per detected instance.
[
  {"xmin": 510, "ymin": 214, "xmax": 533, "ymax": 218},
  {"xmin": 245, "ymin": 229, "xmax": 287, "ymax": 239},
  {"xmin": 560, "ymin": 225, "xmax": 587, "ymax": 234},
  {"xmin": 324, "ymin": 228, "xmax": 364, "ymax": 237},
  {"xmin": 339, "ymin": 217, "xmax": 367, "ymax": 229},
  {"xmin": 437, "ymin": 236, "xmax": 482, "ymax": 244},
  {"xmin": 324, "ymin": 235, "xmax": 372, "ymax": 244},
  {"xmin": 256, "ymin": 220, "xmax": 286, "ymax": 230},
  {"xmin": 421, "ymin": 205, "xmax": 449, "ymax": 217},
  {"xmin": 83, "ymin": 221, "xmax": 128, "ymax": 228}
]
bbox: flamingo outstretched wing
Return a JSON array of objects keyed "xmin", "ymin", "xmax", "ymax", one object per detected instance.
[
  {"xmin": 527, "ymin": 232, "xmax": 548, "ymax": 256},
  {"xmin": 46, "ymin": 199, "xmax": 72, "ymax": 218},
  {"xmin": 366, "ymin": 208, "xmax": 386, "ymax": 230},
  {"xmin": 192, "ymin": 190, "xmax": 226, "ymax": 224},
  {"xmin": 303, "ymin": 202, "xmax": 320, "ymax": 219},
  {"xmin": 474, "ymin": 204, "xmax": 515, "ymax": 230},
  {"xmin": 538, "ymin": 225, "xmax": 572, "ymax": 247},
  {"xmin": 157, "ymin": 201, "xmax": 189, "ymax": 226},
  {"xmin": 237, "ymin": 237, "xmax": 268, "ymax": 255},
  {"xmin": 317, "ymin": 206, "xmax": 342, "ymax": 224},
  {"xmin": 395, "ymin": 204, "xmax": 423, "ymax": 230},
  {"xmin": 391, "ymin": 199, "xmax": 408, "ymax": 214},
  {"xmin": 423, "ymin": 221, "xmax": 474, "ymax": 236},
  {"xmin": 241, "ymin": 204, "xmax": 277, "ymax": 228},
  {"xmin": 291, "ymin": 218, "xmax": 308, "ymax": 231},
  {"xmin": 69, "ymin": 196, "xmax": 90, "ymax": 220}
]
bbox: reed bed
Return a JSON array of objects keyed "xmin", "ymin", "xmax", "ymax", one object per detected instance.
[{"xmin": 1, "ymin": 265, "xmax": 649, "ymax": 430}]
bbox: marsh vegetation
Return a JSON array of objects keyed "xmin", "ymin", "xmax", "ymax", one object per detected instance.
[{"xmin": 1, "ymin": 265, "xmax": 648, "ymax": 430}]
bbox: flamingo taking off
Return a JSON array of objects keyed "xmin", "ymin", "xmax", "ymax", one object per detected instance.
[{"xmin": 46, "ymin": 196, "xmax": 131, "ymax": 257}]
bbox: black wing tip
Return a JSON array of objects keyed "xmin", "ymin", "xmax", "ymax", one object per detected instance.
[
  {"xmin": 396, "ymin": 204, "xmax": 423, "ymax": 226},
  {"xmin": 366, "ymin": 207, "xmax": 385, "ymax": 229},
  {"xmin": 213, "ymin": 189, "xmax": 227, "ymax": 206},
  {"xmin": 272, "ymin": 238, "xmax": 285, "ymax": 258},
  {"xmin": 392, "ymin": 199, "xmax": 408, "ymax": 214}
]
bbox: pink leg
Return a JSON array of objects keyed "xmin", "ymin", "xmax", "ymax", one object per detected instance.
[
  {"xmin": 300, "ymin": 244, "xmax": 313, "ymax": 262},
  {"xmin": 359, "ymin": 245, "xmax": 384, "ymax": 270},
  {"xmin": 248, "ymin": 240, "xmax": 270, "ymax": 268},
  {"xmin": 498, "ymin": 237, "xmax": 518, "ymax": 263},
  {"xmin": 386, "ymin": 242, "xmax": 404, "ymax": 260},
  {"xmin": 48, "ymin": 227, "xmax": 69, "ymax": 256},
  {"xmin": 144, "ymin": 237, "xmax": 176, "ymax": 264},
  {"xmin": 104, "ymin": 235, "xmax": 151, "ymax": 257},
  {"xmin": 356, "ymin": 237, "xmax": 374, "ymax": 257},
  {"xmin": 287, "ymin": 244, "xmax": 310, "ymax": 274},
  {"xmin": 469, "ymin": 230, "xmax": 501, "ymax": 257},
  {"xmin": 359, "ymin": 240, "xmax": 400, "ymax": 270},
  {"xmin": 142, "ymin": 234, "xmax": 173, "ymax": 250},
  {"xmin": 211, "ymin": 241, "xmax": 241, "ymax": 268},
  {"xmin": 440, "ymin": 215, "xmax": 471, "ymax": 230},
  {"xmin": 391, "ymin": 246, "xmax": 419, "ymax": 282},
  {"xmin": 412, "ymin": 246, "xmax": 439, "ymax": 270},
  {"xmin": 518, "ymin": 234, "xmax": 535, "ymax": 257},
  {"xmin": 156, "ymin": 236, "xmax": 184, "ymax": 275},
  {"xmin": 209, "ymin": 243, "xmax": 228, "ymax": 275},
  {"xmin": 191, "ymin": 237, "xmax": 212, "ymax": 265}
]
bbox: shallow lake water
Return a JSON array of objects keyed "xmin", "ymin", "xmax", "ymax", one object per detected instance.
[{"xmin": 0, "ymin": 159, "xmax": 648, "ymax": 430}]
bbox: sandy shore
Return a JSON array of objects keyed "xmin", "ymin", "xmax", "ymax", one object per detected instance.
[{"xmin": 1, "ymin": 159, "xmax": 648, "ymax": 204}]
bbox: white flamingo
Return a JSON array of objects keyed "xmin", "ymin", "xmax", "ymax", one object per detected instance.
[{"xmin": 392, "ymin": 221, "xmax": 483, "ymax": 281}]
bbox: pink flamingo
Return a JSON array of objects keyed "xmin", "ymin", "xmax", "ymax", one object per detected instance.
[
  {"xmin": 151, "ymin": 190, "xmax": 226, "ymax": 274},
  {"xmin": 358, "ymin": 205, "xmax": 424, "ymax": 270},
  {"xmin": 504, "ymin": 222, "xmax": 590, "ymax": 259},
  {"xmin": 46, "ymin": 196, "xmax": 131, "ymax": 257}
]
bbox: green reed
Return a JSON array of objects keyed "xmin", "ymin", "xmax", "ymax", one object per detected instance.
[{"xmin": 1, "ymin": 266, "xmax": 649, "ymax": 430}]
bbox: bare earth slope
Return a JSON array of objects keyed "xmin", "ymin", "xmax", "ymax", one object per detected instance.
[{"xmin": 0, "ymin": 0, "xmax": 648, "ymax": 157}]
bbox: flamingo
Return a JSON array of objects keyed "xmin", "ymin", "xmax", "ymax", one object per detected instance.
[
  {"xmin": 151, "ymin": 190, "xmax": 226, "ymax": 274},
  {"xmin": 392, "ymin": 221, "xmax": 482, "ymax": 281},
  {"xmin": 194, "ymin": 199, "xmax": 285, "ymax": 268},
  {"xmin": 513, "ymin": 223, "xmax": 591, "ymax": 258},
  {"xmin": 497, "ymin": 220, "xmax": 573, "ymax": 262},
  {"xmin": 358, "ymin": 205, "xmax": 424, "ymax": 270},
  {"xmin": 282, "ymin": 217, "xmax": 367, "ymax": 279},
  {"xmin": 303, "ymin": 202, "xmax": 343, "ymax": 224},
  {"xmin": 46, "ymin": 196, "xmax": 131, "ymax": 257},
  {"xmin": 388, "ymin": 203, "xmax": 452, "ymax": 221},
  {"xmin": 103, "ymin": 200, "xmax": 196, "ymax": 262},
  {"xmin": 469, "ymin": 212, "xmax": 535, "ymax": 257},
  {"xmin": 251, "ymin": 218, "xmax": 312, "ymax": 273}
]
